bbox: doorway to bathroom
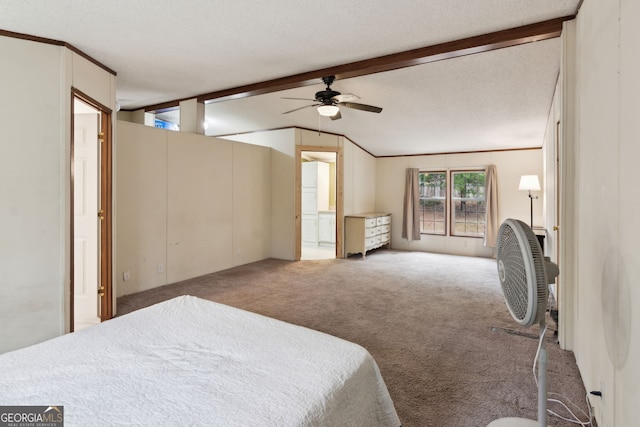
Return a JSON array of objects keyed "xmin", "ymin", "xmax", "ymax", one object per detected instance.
[{"xmin": 298, "ymin": 148, "xmax": 341, "ymax": 260}]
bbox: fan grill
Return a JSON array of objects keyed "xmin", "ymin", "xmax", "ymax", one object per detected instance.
[
  {"xmin": 496, "ymin": 219, "xmax": 547, "ymax": 326},
  {"xmin": 497, "ymin": 224, "xmax": 529, "ymax": 322}
]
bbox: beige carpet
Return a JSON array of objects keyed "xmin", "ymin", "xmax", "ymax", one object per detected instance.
[{"xmin": 117, "ymin": 250, "xmax": 592, "ymax": 427}]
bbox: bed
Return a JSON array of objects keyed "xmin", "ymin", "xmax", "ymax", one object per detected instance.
[{"xmin": 0, "ymin": 295, "xmax": 400, "ymax": 426}]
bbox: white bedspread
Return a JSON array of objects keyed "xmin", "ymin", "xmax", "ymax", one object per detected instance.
[{"xmin": 0, "ymin": 296, "xmax": 400, "ymax": 426}]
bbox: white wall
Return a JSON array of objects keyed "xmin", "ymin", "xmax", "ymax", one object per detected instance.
[
  {"xmin": 220, "ymin": 128, "xmax": 297, "ymax": 260},
  {"xmin": 617, "ymin": 2, "xmax": 640, "ymax": 423},
  {"xmin": 0, "ymin": 36, "xmax": 115, "ymax": 354},
  {"xmin": 343, "ymin": 138, "xmax": 376, "ymax": 215},
  {"xmin": 375, "ymin": 149, "xmax": 543, "ymax": 258},
  {"xmin": 569, "ymin": 1, "xmax": 640, "ymax": 426},
  {"xmin": 167, "ymin": 132, "xmax": 234, "ymax": 282},
  {"xmin": 115, "ymin": 123, "xmax": 168, "ymax": 293},
  {"xmin": 222, "ymin": 128, "xmax": 377, "ymax": 259},
  {"xmin": 232, "ymin": 142, "xmax": 272, "ymax": 266},
  {"xmin": 542, "ymin": 80, "xmax": 560, "ymax": 266},
  {"xmin": 0, "ymin": 37, "xmax": 65, "ymax": 353},
  {"xmin": 115, "ymin": 122, "xmax": 271, "ymax": 296}
]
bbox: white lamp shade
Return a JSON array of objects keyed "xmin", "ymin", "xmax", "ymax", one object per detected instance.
[
  {"xmin": 518, "ymin": 175, "xmax": 540, "ymax": 191},
  {"xmin": 317, "ymin": 105, "xmax": 340, "ymax": 117}
]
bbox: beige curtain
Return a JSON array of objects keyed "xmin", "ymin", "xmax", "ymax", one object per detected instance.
[
  {"xmin": 484, "ymin": 164, "xmax": 498, "ymax": 247},
  {"xmin": 402, "ymin": 168, "xmax": 421, "ymax": 241}
]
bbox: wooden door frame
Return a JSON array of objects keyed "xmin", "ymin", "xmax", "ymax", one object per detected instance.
[
  {"xmin": 554, "ymin": 120, "xmax": 561, "ymax": 322},
  {"xmin": 70, "ymin": 88, "xmax": 113, "ymax": 330},
  {"xmin": 296, "ymin": 145, "xmax": 344, "ymax": 260}
]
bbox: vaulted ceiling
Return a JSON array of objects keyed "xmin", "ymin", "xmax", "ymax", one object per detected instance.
[{"xmin": 0, "ymin": 0, "xmax": 581, "ymax": 156}]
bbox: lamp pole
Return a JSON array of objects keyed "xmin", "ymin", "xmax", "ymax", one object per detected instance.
[
  {"xmin": 519, "ymin": 175, "xmax": 540, "ymax": 229},
  {"xmin": 528, "ymin": 191, "xmax": 538, "ymax": 228}
]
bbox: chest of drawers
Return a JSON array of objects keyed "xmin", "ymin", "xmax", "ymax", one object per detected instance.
[{"xmin": 344, "ymin": 213, "xmax": 391, "ymax": 259}]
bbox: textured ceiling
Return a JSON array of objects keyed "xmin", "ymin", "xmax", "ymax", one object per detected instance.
[{"xmin": 0, "ymin": 0, "xmax": 580, "ymax": 156}]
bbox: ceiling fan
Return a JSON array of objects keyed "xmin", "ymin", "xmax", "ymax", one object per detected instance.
[{"xmin": 282, "ymin": 76, "xmax": 382, "ymax": 120}]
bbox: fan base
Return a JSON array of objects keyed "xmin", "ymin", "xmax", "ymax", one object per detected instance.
[{"xmin": 487, "ymin": 418, "xmax": 550, "ymax": 427}]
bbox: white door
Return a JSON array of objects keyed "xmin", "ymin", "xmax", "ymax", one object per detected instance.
[{"xmin": 73, "ymin": 105, "xmax": 101, "ymax": 331}]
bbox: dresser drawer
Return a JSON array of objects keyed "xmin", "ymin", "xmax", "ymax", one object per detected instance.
[
  {"xmin": 377, "ymin": 215, "xmax": 391, "ymax": 226},
  {"xmin": 374, "ymin": 233, "xmax": 391, "ymax": 245},
  {"xmin": 365, "ymin": 237, "xmax": 377, "ymax": 249},
  {"xmin": 378, "ymin": 224, "xmax": 390, "ymax": 234},
  {"xmin": 365, "ymin": 227, "xmax": 377, "ymax": 238},
  {"xmin": 365, "ymin": 218, "xmax": 377, "ymax": 228}
]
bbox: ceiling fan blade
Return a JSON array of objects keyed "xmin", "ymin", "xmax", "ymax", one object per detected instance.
[
  {"xmin": 338, "ymin": 102, "xmax": 382, "ymax": 113},
  {"xmin": 282, "ymin": 97, "xmax": 316, "ymax": 101},
  {"xmin": 332, "ymin": 93, "xmax": 360, "ymax": 103},
  {"xmin": 282, "ymin": 104, "xmax": 318, "ymax": 114},
  {"xmin": 330, "ymin": 110, "xmax": 342, "ymax": 121}
]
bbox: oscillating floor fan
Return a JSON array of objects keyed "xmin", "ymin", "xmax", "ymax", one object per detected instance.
[{"xmin": 488, "ymin": 219, "xmax": 559, "ymax": 427}]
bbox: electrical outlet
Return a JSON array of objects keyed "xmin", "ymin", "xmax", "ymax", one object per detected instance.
[
  {"xmin": 123, "ymin": 271, "xmax": 130, "ymax": 281},
  {"xmin": 157, "ymin": 263, "xmax": 164, "ymax": 274}
]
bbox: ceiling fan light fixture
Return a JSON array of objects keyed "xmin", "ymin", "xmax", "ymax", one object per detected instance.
[{"xmin": 317, "ymin": 105, "xmax": 340, "ymax": 117}]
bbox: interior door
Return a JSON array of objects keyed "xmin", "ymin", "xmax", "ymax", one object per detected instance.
[
  {"xmin": 98, "ymin": 110, "xmax": 113, "ymax": 321},
  {"xmin": 72, "ymin": 92, "xmax": 113, "ymax": 331},
  {"xmin": 73, "ymin": 104, "xmax": 100, "ymax": 330}
]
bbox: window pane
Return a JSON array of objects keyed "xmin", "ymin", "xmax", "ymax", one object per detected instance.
[
  {"xmin": 418, "ymin": 172, "xmax": 446, "ymax": 235},
  {"xmin": 451, "ymin": 171, "xmax": 486, "ymax": 237}
]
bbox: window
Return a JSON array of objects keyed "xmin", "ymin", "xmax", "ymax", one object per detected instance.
[
  {"xmin": 451, "ymin": 171, "xmax": 486, "ymax": 237},
  {"xmin": 419, "ymin": 172, "xmax": 446, "ymax": 235},
  {"xmin": 418, "ymin": 170, "xmax": 486, "ymax": 237}
]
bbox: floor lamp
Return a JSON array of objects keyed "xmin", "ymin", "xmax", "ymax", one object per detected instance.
[{"xmin": 519, "ymin": 175, "xmax": 540, "ymax": 228}]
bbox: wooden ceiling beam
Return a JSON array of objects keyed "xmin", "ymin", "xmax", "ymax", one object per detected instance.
[{"xmin": 146, "ymin": 15, "xmax": 574, "ymax": 110}]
